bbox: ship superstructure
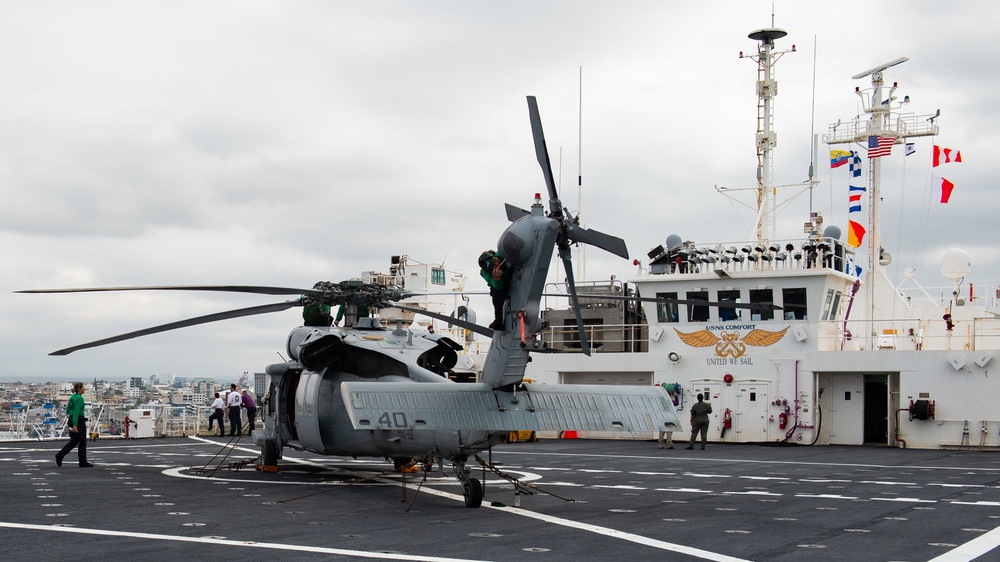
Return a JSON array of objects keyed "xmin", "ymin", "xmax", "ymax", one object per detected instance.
[{"xmin": 528, "ymin": 29, "xmax": 1000, "ymax": 449}]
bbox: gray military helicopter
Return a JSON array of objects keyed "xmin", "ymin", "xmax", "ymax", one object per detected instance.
[{"xmin": 19, "ymin": 97, "xmax": 711, "ymax": 507}]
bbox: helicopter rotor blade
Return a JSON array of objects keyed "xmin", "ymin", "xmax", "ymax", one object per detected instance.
[
  {"xmin": 541, "ymin": 292, "xmax": 782, "ymax": 311},
  {"xmin": 566, "ymin": 224, "xmax": 629, "ymax": 260},
  {"xmin": 505, "ymin": 203, "xmax": 530, "ymax": 222},
  {"xmin": 49, "ymin": 300, "xmax": 302, "ymax": 356},
  {"xmin": 560, "ymin": 250, "xmax": 591, "ymax": 356},
  {"xmin": 527, "ymin": 96, "xmax": 561, "ymax": 213},
  {"xmin": 390, "ymin": 304, "xmax": 494, "ymax": 338},
  {"xmin": 16, "ymin": 285, "xmax": 322, "ymax": 297}
]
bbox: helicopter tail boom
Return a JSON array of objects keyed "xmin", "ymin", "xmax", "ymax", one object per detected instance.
[{"xmin": 341, "ymin": 381, "xmax": 683, "ymax": 434}]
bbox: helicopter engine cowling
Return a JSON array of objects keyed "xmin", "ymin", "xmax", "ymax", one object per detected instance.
[
  {"xmin": 498, "ymin": 214, "xmax": 554, "ymax": 266},
  {"xmin": 416, "ymin": 336, "xmax": 461, "ymax": 376},
  {"xmin": 286, "ymin": 327, "xmax": 346, "ymax": 370}
]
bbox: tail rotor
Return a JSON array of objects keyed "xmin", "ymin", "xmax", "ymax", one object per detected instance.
[{"xmin": 526, "ymin": 96, "xmax": 629, "ymax": 355}]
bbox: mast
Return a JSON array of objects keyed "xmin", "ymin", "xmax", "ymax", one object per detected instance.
[
  {"xmin": 825, "ymin": 58, "xmax": 939, "ymax": 342},
  {"xmin": 746, "ymin": 28, "xmax": 791, "ymax": 242}
]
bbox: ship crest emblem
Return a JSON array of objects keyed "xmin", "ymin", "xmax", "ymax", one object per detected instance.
[{"xmin": 673, "ymin": 327, "xmax": 789, "ymax": 359}]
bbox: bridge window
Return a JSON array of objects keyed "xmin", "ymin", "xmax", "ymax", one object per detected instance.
[
  {"xmin": 431, "ymin": 268, "xmax": 446, "ymax": 285},
  {"xmin": 718, "ymin": 289, "xmax": 741, "ymax": 322},
  {"xmin": 821, "ymin": 289, "xmax": 843, "ymax": 321},
  {"xmin": 782, "ymin": 287, "xmax": 808, "ymax": 320},
  {"xmin": 656, "ymin": 292, "xmax": 679, "ymax": 323},
  {"xmin": 749, "ymin": 288, "xmax": 774, "ymax": 321},
  {"xmin": 687, "ymin": 290, "xmax": 709, "ymax": 322}
]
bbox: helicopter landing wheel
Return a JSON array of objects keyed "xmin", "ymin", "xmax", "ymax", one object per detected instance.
[{"xmin": 463, "ymin": 477, "xmax": 483, "ymax": 508}]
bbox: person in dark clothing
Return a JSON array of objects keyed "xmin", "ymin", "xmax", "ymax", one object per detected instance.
[
  {"xmin": 208, "ymin": 392, "xmax": 225, "ymax": 435},
  {"xmin": 227, "ymin": 384, "xmax": 243, "ymax": 436},
  {"xmin": 334, "ymin": 303, "xmax": 370, "ymax": 327},
  {"xmin": 56, "ymin": 382, "xmax": 93, "ymax": 467},
  {"xmin": 241, "ymin": 390, "xmax": 258, "ymax": 433},
  {"xmin": 479, "ymin": 250, "xmax": 513, "ymax": 331},
  {"xmin": 302, "ymin": 299, "xmax": 332, "ymax": 326},
  {"xmin": 686, "ymin": 393, "xmax": 713, "ymax": 450}
]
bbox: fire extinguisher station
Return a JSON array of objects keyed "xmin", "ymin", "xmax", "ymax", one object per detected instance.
[{"xmin": 721, "ymin": 408, "xmax": 733, "ymax": 438}]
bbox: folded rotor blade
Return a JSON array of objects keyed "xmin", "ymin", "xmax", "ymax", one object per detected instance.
[
  {"xmin": 49, "ymin": 300, "xmax": 302, "ymax": 356},
  {"xmin": 567, "ymin": 224, "xmax": 629, "ymax": 260},
  {"xmin": 505, "ymin": 203, "xmax": 531, "ymax": 222},
  {"xmin": 541, "ymin": 292, "xmax": 783, "ymax": 311},
  {"xmin": 17, "ymin": 285, "xmax": 321, "ymax": 297},
  {"xmin": 391, "ymin": 304, "xmax": 494, "ymax": 339},
  {"xmin": 527, "ymin": 96, "xmax": 560, "ymax": 207},
  {"xmin": 560, "ymin": 251, "xmax": 590, "ymax": 356}
]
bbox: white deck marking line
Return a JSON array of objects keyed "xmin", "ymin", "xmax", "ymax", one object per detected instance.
[
  {"xmin": 184, "ymin": 437, "xmax": 747, "ymax": 561},
  {"xmin": 0, "ymin": 522, "xmax": 484, "ymax": 562},
  {"xmin": 926, "ymin": 523, "xmax": 1000, "ymax": 562},
  {"xmin": 482, "ymin": 503, "xmax": 751, "ymax": 562},
  {"xmin": 496, "ymin": 450, "xmax": 1000, "ymax": 472},
  {"xmin": 793, "ymin": 494, "xmax": 858, "ymax": 500},
  {"xmin": 0, "ymin": 442, "xmax": 219, "ymax": 453}
]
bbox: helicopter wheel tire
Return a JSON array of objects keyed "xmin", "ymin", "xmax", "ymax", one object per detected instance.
[
  {"xmin": 262, "ymin": 439, "xmax": 278, "ymax": 466},
  {"xmin": 463, "ymin": 478, "xmax": 483, "ymax": 508}
]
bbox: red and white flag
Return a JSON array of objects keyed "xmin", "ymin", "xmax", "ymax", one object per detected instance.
[
  {"xmin": 933, "ymin": 177, "xmax": 955, "ymax": 204},
  {"xmin": 933, "ymin": 145, "xmax": 962, "ymax": 167}
]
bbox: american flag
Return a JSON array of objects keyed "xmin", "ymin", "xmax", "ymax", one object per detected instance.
[{"xmin": 867, "ymin": 135, "xmax": 894, "ymax": 158}]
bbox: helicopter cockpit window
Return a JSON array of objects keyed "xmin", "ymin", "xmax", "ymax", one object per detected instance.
[{"xmin": 431, "ymin": 268, "xmax": 446, "ymax": 285}]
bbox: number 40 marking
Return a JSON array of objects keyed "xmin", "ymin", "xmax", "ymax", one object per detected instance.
[{"xmin": 377, "ymin": 412, "xmax": 408, "ymax": 428}]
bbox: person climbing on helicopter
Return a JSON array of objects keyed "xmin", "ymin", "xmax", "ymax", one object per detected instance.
[
  {"xmin": 301, "ymin": 297, "xmax": 332, "ymax": 326},
  {"xmin": 479, "ymin": 250, "xmax": 513, "ymax": 331}
]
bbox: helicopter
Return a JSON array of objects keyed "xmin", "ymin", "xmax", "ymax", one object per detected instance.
[{"xmin": 18, "ymin": 96, "xmax": 755, "ymax": 508}]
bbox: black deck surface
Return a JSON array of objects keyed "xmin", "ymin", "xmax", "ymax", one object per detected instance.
[{"xmin": 2, "ymin": 436, "xmax": 999, "ymax": 561}]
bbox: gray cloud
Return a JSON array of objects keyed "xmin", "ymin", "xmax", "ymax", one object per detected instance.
[{"xmin": 2, "ymin": 0, "xmax": 997, "ymax": 381}]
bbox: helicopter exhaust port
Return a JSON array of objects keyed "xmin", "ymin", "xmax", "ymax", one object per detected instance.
[{"xmin": 288, "ymin": 328, "xmax": 346, "ymax": 370}]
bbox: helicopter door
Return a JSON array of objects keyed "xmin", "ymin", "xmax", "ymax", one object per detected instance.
[{"xmin": 294, "ymin": 372, "xmax": 324, "ymax": 449}]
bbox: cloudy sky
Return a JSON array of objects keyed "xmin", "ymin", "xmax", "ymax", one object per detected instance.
[{"xmin": 2, "ymin": 1, "xmax": 997, "ymax": 382}]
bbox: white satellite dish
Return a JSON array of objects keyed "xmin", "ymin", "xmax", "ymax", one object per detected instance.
[{"xmin": 941, "ymin": 248, "xmax": 972, "ymax": 280}]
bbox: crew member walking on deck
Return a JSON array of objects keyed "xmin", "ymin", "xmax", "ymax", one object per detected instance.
[
  {"xmin": 686, "ymin": 393, "xmax": 712, "ymax": 450},
  {"xmin": 227, "ymin": 384, "xmax": 243, "ymax": 436},
  {"xmin": 56, "ymin": 382, "xmax": 93, "ymax": 467}
]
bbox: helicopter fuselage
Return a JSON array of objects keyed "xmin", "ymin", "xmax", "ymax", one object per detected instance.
[{"xmin": 259, "ymin": 322, "xmax": 502, "ymax": 463}]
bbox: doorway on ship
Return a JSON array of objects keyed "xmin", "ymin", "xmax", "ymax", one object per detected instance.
[
  {"xmin": 817, "ymin": 372, "xmax": 895, "ymax": 446},
  {"xmin": 863, "ymin": 374, "xmax": 890, "ymax": 445},
  {"xmin": 736, "ymin": 383, "xmax": 769, "ymax": 442}
]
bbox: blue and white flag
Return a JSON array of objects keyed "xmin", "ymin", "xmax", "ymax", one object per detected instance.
[
  {"xmin": 849, "ymin": 151, "xmax": 862, "ymax": 178},
  {"xmin": 905, "ymin": 142, "xmax": 915, "ymax": 156}
]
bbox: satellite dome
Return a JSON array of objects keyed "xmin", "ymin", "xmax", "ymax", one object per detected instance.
[
  {"xmin": 665, "ymin": 234, "xmax": 683, "ymax": 250},
  {"xmin": 823, "ymin": 225, "xmax": 842, "ymax": 240},
  {"xmin": 941, "ymin": 248, "xmax": 972, "ymax": 280}
]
